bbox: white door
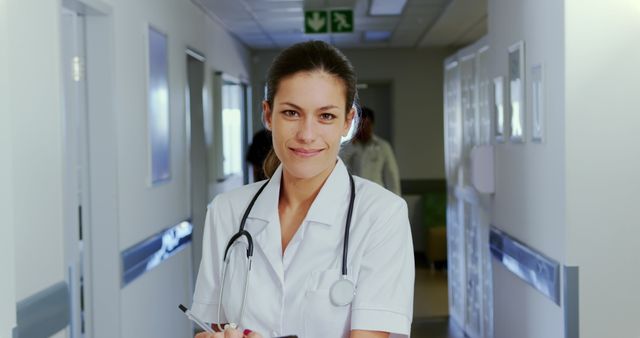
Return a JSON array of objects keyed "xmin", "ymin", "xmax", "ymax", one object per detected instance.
[
  {"xmin": 444, "ymin": 61, "xmax": 466, "ymax": 328},
  {"xmin": 475, "ymin": 46, "xmax": 494, "ymax": 338},
  {"xmin": 444, "ymin": 41, "xmax": 494, "ymax": 338},
  {"xmin": 460, "ymin": 54, "xmax": 483, "ymax": 338},
  {"xmin": 61, "ymin": 8, "xmax": 90, "ymax": 338},
  {"xmin": 186, "ymin": 52, "xmax": 209, "ymax": 279}
]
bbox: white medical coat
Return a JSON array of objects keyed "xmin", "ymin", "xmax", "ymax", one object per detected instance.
[{"xmin": 192, "ymin": 159, "xmax": 414, "ymax": 338}]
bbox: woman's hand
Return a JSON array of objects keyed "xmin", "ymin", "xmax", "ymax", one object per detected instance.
[{"xmin": 195, "ymin": 327, "xmax": 262, "ymax": 338}]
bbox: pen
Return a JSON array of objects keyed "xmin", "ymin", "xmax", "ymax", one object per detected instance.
[
  {"xmin": 178, "ymin": 305, "xmax": 298, "ymax": 338},
  {"xmin": 178, "ymin": 304, "xmax": 215, "ymax": 334}
]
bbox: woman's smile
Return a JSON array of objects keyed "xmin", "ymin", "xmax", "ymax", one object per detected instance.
[{"xmin": 289, "ymin": 146, "xmax": 325, "ymax": 158}]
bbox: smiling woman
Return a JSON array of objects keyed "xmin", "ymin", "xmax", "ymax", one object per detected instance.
[
  {"xmin": 261, "ymin": 40, "xmax": 358, "ymax": 179},
  {"xmin": 263, "ymin": 71, "xmax": 354, "ymax": 181},
  {"xmin": 192, "ymin": 41, "xmax": 414, "ymax": 338}
]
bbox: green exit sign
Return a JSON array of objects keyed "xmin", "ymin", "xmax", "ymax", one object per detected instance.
[
  {"xmin": 305, "ymin": 10, "xmax": 328, "ymax": 34},
  {"xmin": 305, "ymin": 9, "xmax": 354, "ymax": 34},
  {"xmin": 330, "ymin": 10, "xmax": 353, "ymax": 33}
]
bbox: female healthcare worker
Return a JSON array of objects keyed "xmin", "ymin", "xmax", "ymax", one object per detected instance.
[{"xmin": 191, "ymin": 41, "xmax": 415, "ymax": 338}]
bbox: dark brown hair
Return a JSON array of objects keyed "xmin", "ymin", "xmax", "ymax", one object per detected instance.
[{"xmin": 262, "ymin": 40, "xmax": 358, "ymax": 178}]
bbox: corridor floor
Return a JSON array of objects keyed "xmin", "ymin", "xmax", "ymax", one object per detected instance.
[
  {"xmin": 411, "ymin": 254, "xmax": 465, "ymax": 338},
  {"xmin": 411, "ymin": 316, "xmax": 466, "ymax": 338}
]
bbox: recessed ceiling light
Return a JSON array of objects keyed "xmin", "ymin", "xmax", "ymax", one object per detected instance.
[
  {"xmin": 255, "ymin": 7, "xmax": 303, "ymax": 13},
  {"xmin": 363, "ymin": 31, "xmax": 391, "ymax": 42},
  {"xmin": 369, "ymin": 0, "xmax": 408, "ymax": 16}
]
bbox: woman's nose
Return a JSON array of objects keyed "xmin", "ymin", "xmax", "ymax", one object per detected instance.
[{"xmin": 295, "ymin": 117, "xmax": 316, "ymax": 143}]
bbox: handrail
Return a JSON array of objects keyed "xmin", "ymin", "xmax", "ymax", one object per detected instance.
[
  {"xmin": 121, "ymin": 220, "xmax": 193, "ymax": 287},
  {"xmin": 13, "ymin": 282, "xmax": 70, "ymax": 338},
  {"xmin": 489, "ymin": 226, "xmax": 561, "ymax": 305}
]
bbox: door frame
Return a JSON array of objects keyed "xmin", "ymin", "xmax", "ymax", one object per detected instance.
[
  {"xmin": 355, "ymin": 79, "xmax": 394, "ymax": 147},
  {"xmin": 60, "ymin": 1, "xmax": 119, "ymax": 338},
  {"xmin": 185, "ymin": 48, "xmax": 207, "ymax": 288}
]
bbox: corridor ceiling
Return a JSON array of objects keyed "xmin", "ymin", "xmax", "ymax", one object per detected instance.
[{"xmin": 193, "ymin": 0, "xmax": 487, "ymax": 49}]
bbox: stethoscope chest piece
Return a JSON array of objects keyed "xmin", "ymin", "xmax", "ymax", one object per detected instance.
[{"xmin": 330, "ymin": 277, "xmax": 355, "ymax": 306}]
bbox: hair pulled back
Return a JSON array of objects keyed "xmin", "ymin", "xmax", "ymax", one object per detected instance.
[{"xmin": 263, "ymin": 40, "xmax": 358, "ymax": 178}]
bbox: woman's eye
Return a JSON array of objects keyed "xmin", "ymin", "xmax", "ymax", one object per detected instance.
[
  {"xmin": 282, "ymin": 110, "xmax": 299, "ymax": 117},
  {"xmin": 320, "ymin": 113, "xmax": 337, "ymax": 121}
]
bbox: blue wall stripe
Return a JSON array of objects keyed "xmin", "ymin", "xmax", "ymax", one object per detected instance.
[
  {"xmin": 121, "ymin": 220, "xmax": 193, "ymax": 286},
  {"xmin": 490, "ymin": 226, "xmax": 561, "ymax": 305}
]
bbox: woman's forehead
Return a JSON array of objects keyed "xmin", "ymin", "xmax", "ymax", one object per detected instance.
[{"xmin": 273, "ymin": 71, "xmax": 347, "ymax": 109}]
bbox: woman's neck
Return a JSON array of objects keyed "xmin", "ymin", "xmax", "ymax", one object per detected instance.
[{"xmin": 279, "ymin": 161, "xmax": 336, "ymax": 210}]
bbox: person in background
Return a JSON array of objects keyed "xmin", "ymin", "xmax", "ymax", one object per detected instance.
[
  {"xmin": 340, "ymin": 107, "xmax": 402, "ymax": 195},
  {"xmin": 246, "ymin": 129, "xmax": 273, "ymax": 181}
]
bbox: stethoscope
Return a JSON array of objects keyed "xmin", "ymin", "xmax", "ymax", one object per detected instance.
[{"xmin": 216, "ymin": 170, "xmax": 356, "ymax": 328}]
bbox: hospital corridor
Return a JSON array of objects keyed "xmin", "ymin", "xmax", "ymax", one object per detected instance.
[{"xmin": 2, "ymin": 0, "xmax": 639, "ymax": 337}]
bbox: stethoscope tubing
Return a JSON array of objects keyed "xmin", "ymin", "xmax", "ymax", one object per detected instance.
[
  {"xmin": 224, "ymin": 171, "xmax": 355, "ymax": 273},
  {"xmin": 219, "ymin": 169, "xmax": 356, "ymax": 326},
  {"xmin": 341, "ymin": 173, "xmax": 355, "ymax": 277}
]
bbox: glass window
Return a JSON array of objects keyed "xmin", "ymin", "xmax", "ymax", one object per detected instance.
[
  {"xmin": 221, "ymin": 83, "xmax": 243, "ymax": 177},
  {"xmin": 148, "ymin": 26, "xmax": 170, "ymax": 184}
]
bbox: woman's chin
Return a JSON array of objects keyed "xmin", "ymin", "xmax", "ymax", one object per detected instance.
[{"xmin": 282, "ymin": 158, "xmax": 335, "ymax": 181}]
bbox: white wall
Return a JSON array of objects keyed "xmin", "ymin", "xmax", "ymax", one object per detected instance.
[
  {"xmin": 565, "ymin": 1, "xmax": 640, "ymax": 337},
  {"xmin": 102, "ymin": 0, "xmax": 251, "ymax": 337},
  {"xmin": 488, "ymin": 0, "xmax": 566, "ymax": 337},
  {"xmin": 121, "ymin": 249, "xmax": 193, "ymax": 338},
  {"xmin": 0, "ymin": 0, "xmax": 17, "ymax": 335},
  {"xmin": 4, "ymin": 1, "xmax": 67, "ymax": 337},
  {"xmin": 110, "ymin": 0, "xmax": 193, "ymax": 250},
  {"xmin": 95, "ymin": 0, "xmax": 251, "ymax": 250},
  {"xmin": 6, "ymin": 0, "xmax": 67, "ymax": 305},
  {"xmin": 251, "ymin": 48, "xmax": 451, "ymax": 180},
  {"xmin": 4, "ymin": 0, "xmax": 251, "ymax": 337},
  {"xmin": 203, "ymin": 16, "xmax": 251, "ymax": 81}
]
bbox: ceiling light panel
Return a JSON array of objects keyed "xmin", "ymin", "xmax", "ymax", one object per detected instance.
[
  {"xmin": 364, "ymin": 30, "xmax": 392, "ymax": 42},
  {"xmin": 254, "ymin": 7, "xmax": 303, "ymax": 13},
  {"xmin": 369, "ymin": 0, "xmax": 407, "ymax": 16},
  {"xmin": 247, "ymin": 1, "xmax": 303, "ymax": 12}
]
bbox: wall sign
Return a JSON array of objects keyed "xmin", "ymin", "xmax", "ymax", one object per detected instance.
[
  {"xmin": 508, "ymin": 41, "xmax": 525, "ymax": 143},
  {"xmin": 493, "ymin": 76, "xmax": 506, "ymax": 143},
  {"xmin": 531, "ymin": 63, "xmax": 544, "ymax": 143}
]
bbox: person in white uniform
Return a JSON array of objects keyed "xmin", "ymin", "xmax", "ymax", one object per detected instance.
[
  {"xmin": 340, "ymin": 107, "xmax": 402, "ymax": 196},
  {"xmin": 192, "ymin": 41, "xmax": 414, "ymax": 338}
]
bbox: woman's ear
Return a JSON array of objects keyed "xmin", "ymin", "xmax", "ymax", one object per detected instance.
[
  {"xmin": 262, "ymin": 101, "xmax": 272, "ymax": 130},
  {"xmin": 343, "ymin": 107, "xmax": 356, "ymax": 136}
]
